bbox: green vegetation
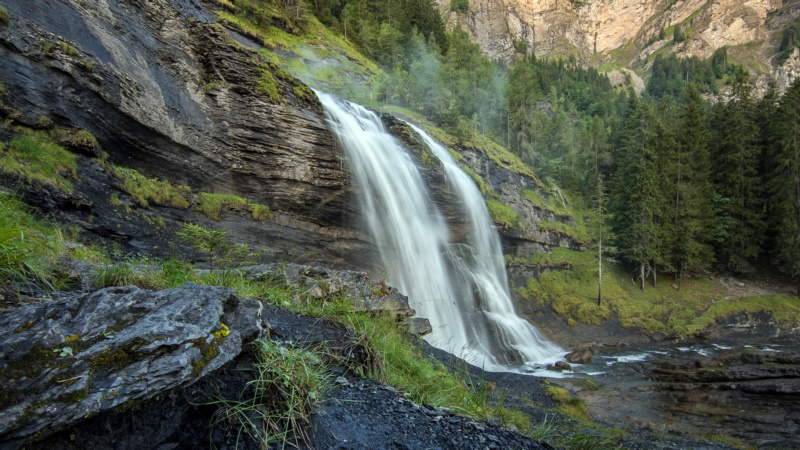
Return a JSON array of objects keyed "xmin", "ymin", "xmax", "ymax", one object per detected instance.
[
  {"xmin": 1, "ymin": 131, "xmax": 78, "ymax": 191},
  {"xmin": 485, "ymin": 200, "xmax": 519, "ymax": 230},
  {"xmin": 93, "ymin": 262, "xmax": 162, "ymax": 290},
  {"xmin": 0, "ymin": 193, "xmax": 64, "ymax": 288},
  {"xmin": 208, "ymin": 339, "xmax": 329, "ymax": 447},
  {"xmin": 0, "ymin": 6, "xmax": 9, "ymax": 26},
  {"xmin": 196, "ymin": 192, "xmax": 272, "ymax": 221},
  {"xmin": 176, "ymin": 223, "xmax": 233, "ymax": 271},
  {"xmin": 108, "ymin": 165, "xmax": 191, "ymax": 209}
]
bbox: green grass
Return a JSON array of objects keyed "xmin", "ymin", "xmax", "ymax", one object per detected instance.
[
  {"xmin": 196, "ymin": 192, "xmax": 272, "ymax": 221},
  {"xmin": 485, "ymin": 200, "xmax": 519, "ymax": 229},
  {"xmin": 93, "ymin": 262, "xmax": 163, "ymax": 290},
  {"xmin": 1, "ymin": 131, "xmax": 78, "ymax": 192},
  {"xmin": 688, "ymin": 295, "xmax": 800, "ymax": 334},
  {"xmin": 207, "ymin": 339, "xmax": 330, "ymax": 448},
  {"xmin": 0, "ymin": 192, "xmax": 64, "ymax": 287},
  {"xmin": 108, "ymin": 165, "xmax": 191, "ymax": 209},
  {"xmin": 214, "ymin": 5, "xmax": 378, "ymax": 98},
  {"xmin": 517, "ymin": 247, "xmax": 725, "ymax": 334}
]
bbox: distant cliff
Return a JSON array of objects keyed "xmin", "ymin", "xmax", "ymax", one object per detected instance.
[{"xmin": 436, "ymin": 0, "xmax": 800, "ymax": 90}]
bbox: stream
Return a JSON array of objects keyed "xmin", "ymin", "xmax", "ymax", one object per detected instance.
[{"xmin": 535, "ymin": 337, "xmax": 800, "ymax": 447}]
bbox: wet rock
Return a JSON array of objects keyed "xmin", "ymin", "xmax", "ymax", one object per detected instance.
[
  {"xmin": 0, "ymin": 284, "xmax": 262, "ymax": 446},
  {"xmin": 402, "ymin": 317, "xmax": 433, "ymax": 336},
  {"xmin": 565, "ymin": 349, "xmax": 593, "ymax": 364},
  {"xmin": 546, "ymin": 361, "xmax": 572, "ymax": 372}
]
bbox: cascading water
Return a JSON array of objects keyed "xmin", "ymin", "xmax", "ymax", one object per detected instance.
[{"xmin": 318, "ymin": 91, "xmax": 562, "ymax": 370}]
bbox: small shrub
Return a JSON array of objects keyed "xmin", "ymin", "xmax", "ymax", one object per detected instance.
[
  {"xmin": 176, "ymin": 223, "xmax": 231, "ymax": 271},
  {"xmin": 0, "ymin": 7, "xmax": 9, "ymax": 26}
]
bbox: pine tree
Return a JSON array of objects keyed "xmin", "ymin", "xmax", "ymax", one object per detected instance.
[
  {"xmin": 611, "ymin": 95, "xmax": 665, "ymax": 290},
  {"xmin": 669, "ymin": 85, "xmax": 714, "ymax": 286},
  {"xmin": 711, "ymin": 68, "xmax": 765, "ymax": 273},
  {"xmin": 770, "ymin": 77, "xmax": 800, "ymax": 297}
]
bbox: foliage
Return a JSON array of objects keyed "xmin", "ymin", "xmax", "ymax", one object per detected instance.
[
  {"xmin": 176, "ymin": 223, "xmax": 232, "ymax": 271},
  {"xmin": 0, "ymin": 192, "xmax": 64, "ymax": 288},
  {"xmin": 0, "ymin": 6, "xmax": 9, "ymax": 26},
  {"xmin": 92, "ymin": 262, "xmax": 163, "ymax": 290},
  {"xmin": 208, "ymin": 340, "xmax": 330, "ymax": 448},
  {"xmin": 485, "ymin": 200, "xmax": 519, "ymax": 229},
  {"xmin": 776, "ymin": 16, "xmax": 800, "ymax": 65},
  {"xmin": 108, "ymin": 165, "xmax": 191, "ymax": 209},
  {"xmin": 1, "ymin": 131, "xmax": 78, "ymax": 192},
  {"xmin": 196, "ymin": 192, "xmax": 272, "ymax": 221}
]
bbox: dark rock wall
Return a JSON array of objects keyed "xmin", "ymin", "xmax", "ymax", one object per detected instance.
[{"xmin": 0, "ymin": 0, "xmax": 372, "ymax": 268}]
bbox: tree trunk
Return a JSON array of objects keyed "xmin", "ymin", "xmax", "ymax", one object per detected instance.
[
  {"xmin": 652, "ymin": 262, "xmax": 657, "ymax": 287},
  {"xmin": 640, "ymin": 263, "xmax": 645, "ymax": 292},
  {"xmin": 597, "ymin": 238, "xmax": 603, "ymax": 306}
]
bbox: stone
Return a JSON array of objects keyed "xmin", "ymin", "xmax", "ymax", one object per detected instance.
[
  {"xmin": 402, "ymin": 317, "xmax": 433, "ymax": 336},
  {"xmin": 0, "ymin": 284, "xmax": 262, "ymax": 445},
  {"xmin": 565, "ymin": 349, "xmax": 593, "ymax": 364},
  {"xmin": 555, "ymin": 360, "xmax": 572, "ymax": 371}
]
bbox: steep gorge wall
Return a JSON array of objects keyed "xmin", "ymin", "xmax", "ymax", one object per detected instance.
[{"xmin": 0, "ymin": 0, "xmax": 372, "ymax": 268}]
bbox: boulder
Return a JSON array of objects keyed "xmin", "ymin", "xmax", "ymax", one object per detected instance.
[
  {"xmin": 565, "ymin": 349, "xmax": 593, "ymax": 364},
  {"xmin": 402, "ymin": 318, "xmax": 433, "ymax": 336},
  {"xmin": 0, "ymin": 284, "xmax": 263, "ymax": 446}
]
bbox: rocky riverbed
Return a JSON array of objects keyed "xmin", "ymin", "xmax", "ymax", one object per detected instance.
[{"xmin": 557, "ymin": 339, "xmax": 800, "ymax": 448}]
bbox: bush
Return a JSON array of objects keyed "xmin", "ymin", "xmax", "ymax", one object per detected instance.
[{"xmin": 0, "ymin": 7, "xmax": 9, "ymax": 26}]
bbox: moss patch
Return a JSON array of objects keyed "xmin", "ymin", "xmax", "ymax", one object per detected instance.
[
  {"xmin": 1, "ymin": 131, "xmax": 78, "ymax": 192},
  {"xmin": 196, "ymin": 192, "xmax": 272, "ymax": 221},
  {"xmin": 108, "ymin": 165, "xmax": 191, "ymax": 209},
  {"xmin": 485, "ymin": 200, "xmax": 519, "ymax": 229}
]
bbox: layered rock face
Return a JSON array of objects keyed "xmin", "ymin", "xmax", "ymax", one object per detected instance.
[
  {"xmin": 436, "ymin": 0, "xmax": 788, "ymax": 66},
  {"xmin": 0, "ymin": 0, "xmax": 368, "ymax": 268}
]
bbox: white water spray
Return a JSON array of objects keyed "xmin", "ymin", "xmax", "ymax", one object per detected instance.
[{"xmin": 318, "ymin": 92, "xmax": 561, "ymax": 370}]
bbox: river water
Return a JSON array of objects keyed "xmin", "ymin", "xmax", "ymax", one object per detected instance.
[{"xmin": 544, "ymin": 337, "xmax": 800, "ymax": 447}]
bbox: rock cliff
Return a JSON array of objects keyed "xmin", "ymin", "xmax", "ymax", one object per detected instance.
[
  {"xmin": 0, "ymin": 0, "xmax": 369, "ymax": 268},
  {"xmin": 437, "ymin": 0, "xmax": 798, "ymax": 82}
]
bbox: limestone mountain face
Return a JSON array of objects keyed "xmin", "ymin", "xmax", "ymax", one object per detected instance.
[{"xmin": 437, "ymin": 0, "xmax": 793, "ymax": 72}]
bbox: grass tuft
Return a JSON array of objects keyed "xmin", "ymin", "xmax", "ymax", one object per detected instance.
[
  {"xmin": 207, "ymin": 339, "xmax": 330, "ymax": 448},
  {"xmin": 1, "ymin": 131, "xmax": 78, "ymax": 191},
  {"xmin": 485, "ymin": 200, "xmax": 519, "ymax": 229},
  {"xmin": 196, "ymin": 192, "xmax": 272, "ymax": 221},
  {"xmin": 0, "ymin": 193, "xmax": 64, "ymax": 288},
  {"xmin": 109, "ymin": 165, "xmax": 191, "ymax": 209}
]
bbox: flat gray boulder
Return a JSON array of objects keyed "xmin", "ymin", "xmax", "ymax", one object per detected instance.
[{"xmin": 0, "ymin": 283, "xmax": 263, "ymax": 446}]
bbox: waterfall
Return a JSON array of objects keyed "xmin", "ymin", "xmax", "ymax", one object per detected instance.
[{"xmin": 318, "ymin": 92, "xmax": 562, "ymax": 370}]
